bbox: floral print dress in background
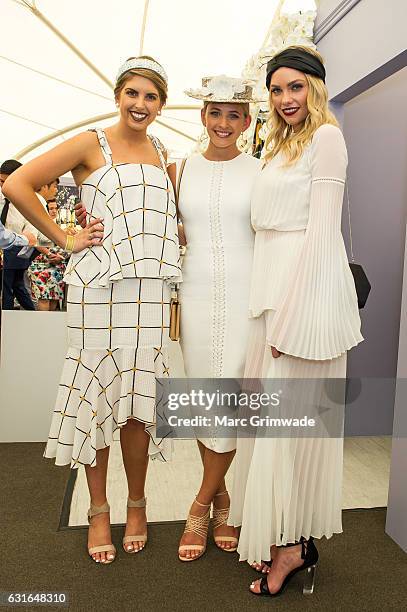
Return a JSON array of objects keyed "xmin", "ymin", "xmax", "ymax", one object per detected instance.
[{"xmin": 29, "ymin": 246, "xmax": 67, "ymax": 301}]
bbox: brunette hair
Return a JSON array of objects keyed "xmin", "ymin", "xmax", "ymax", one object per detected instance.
[
  {"xmin": 0, "ymin": 159, "xmax": 22, "ymax": 175},
  {"xmin": 46, "ymin": 199, "xmax": 58, "ymax": 211}
]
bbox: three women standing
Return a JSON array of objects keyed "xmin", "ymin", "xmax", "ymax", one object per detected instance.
[{"xmin": 4, "ymin": 46, "xmax": 364, "ymax": 599}]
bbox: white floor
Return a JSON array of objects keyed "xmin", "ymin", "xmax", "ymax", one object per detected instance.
[{"xmin": 68, "ymin": 436, "xmax": 392, "ymax": 527}]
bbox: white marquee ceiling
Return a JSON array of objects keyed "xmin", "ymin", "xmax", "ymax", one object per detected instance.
[{"xmin": 1, "ymin": 0, "xmax": 314, "ymax": 162}]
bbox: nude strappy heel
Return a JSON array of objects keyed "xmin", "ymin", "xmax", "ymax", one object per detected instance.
[
  {"xmin": 123, "ymin": 496, "xmax": 147, "ymax": 553},
  {"xmin": 212, "ymin": 490, "xmax": 238, "ymax": 552},
  {"xmin": 178, "ymin": 498, "xmax": 211, "ymax": 562},
  {"xmin": 87, "ymin": 502, "xmax": 116, "ymax": 564}
]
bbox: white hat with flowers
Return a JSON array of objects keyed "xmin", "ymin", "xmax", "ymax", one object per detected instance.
[{"xmin": 185, "ymin": 74, "xmax": 260, "ymax": 103}]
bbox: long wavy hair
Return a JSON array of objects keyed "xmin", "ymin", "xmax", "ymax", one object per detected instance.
[{"xmin": 264, "ymin": 45, "xmax": 338, "ymax": 165}]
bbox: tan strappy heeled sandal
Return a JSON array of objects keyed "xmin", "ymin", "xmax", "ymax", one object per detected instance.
[
  {"xmin": 212, "ymin": 490, "xmax": 238, "ymax": 552},
  {"xmin": 123, "ymin": 496, "xmax": 147, "ymax": 553},
  {"xmin": 178, "ymin": 498, "xmax": 211, "ymax": 562},
  {"xmin": 87, "ymin": 502, "xmax": 116, "ymax": 564}
]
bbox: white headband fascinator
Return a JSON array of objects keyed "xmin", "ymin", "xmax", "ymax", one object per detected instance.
[{"xmin": 116, "ymin": 58, "xmax": 168, "ymax": 84}]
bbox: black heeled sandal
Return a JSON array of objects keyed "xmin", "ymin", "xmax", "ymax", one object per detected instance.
[{"xmin": 250, "ymin": 537, "xmax": 318, "ymax": 597}]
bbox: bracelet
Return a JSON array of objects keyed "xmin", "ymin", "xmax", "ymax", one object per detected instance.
[{"xmin": 65, "ymin": 234, "xmax": 75, "ymax": 253}]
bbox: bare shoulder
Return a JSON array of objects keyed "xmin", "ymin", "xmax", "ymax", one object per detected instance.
[
  {"xmin": 72, "ymin": 130, "xmax": 99, "ymax": 146},
  {"xmin": 40, "ymin": 130, "xmax": 100, "ymax": 164},
  {"xmin": 65, "ymin": 130, "xmax": 101, "ymax": 159}
]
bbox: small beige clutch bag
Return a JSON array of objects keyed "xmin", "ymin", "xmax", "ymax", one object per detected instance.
[{"xmin": 169, "ymin": 285, "xmax": 180, "ymax": 341}]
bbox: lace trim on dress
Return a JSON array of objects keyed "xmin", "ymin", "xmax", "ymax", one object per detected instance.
[
  {"xmin": 209, "ymin": 163, "xmax": 226, "ymax": 378},
  {"xmin": 312, "ymin": 177, "xmax": 345, "ymax": 185}
]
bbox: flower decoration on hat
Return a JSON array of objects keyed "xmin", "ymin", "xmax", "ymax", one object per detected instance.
[
  {"xmin": 201, "ymin": 75, "xmax": 246, "ymax": 100},
  {"xmin": 185, "ymin": 75, "xmax": 258, "ymax": 103}
]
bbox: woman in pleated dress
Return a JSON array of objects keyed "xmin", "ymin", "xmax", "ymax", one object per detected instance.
[
  {"xmin": 176, "ymin": 77, "xmax": 262, "ymax": 560},
  {"xmin": 228, "ymin": 46, "xmax": 363, "ymax": 597},
  {"xmin": 3, "ymin": 56, "xmax": 181, "ymax": 565}
]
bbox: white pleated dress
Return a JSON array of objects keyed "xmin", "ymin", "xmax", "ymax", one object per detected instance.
[
  {"xmin": 229, "ymin": 125, "xmax": 363, "ymax": 563},
  {"xmin": 44, "ymin": 129, "xmax": 181, "ymax": 467},
  {"xmin": 178, "ymin": 153, "xmax": 261, "ymax": 452}
]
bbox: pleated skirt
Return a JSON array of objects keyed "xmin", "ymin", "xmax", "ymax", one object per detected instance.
[
  {"xmin": 44, "ymin": 278, "xmax": 171, "ymax": 468},
  {"xmin": 229, "ymin": 310, "xmax": 346, "ymax": 564}
]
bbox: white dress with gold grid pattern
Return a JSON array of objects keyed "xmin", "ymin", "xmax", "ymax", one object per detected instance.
[{"xmin": 44, "ymin": 129, "xmax": 181, "ymax": 467}]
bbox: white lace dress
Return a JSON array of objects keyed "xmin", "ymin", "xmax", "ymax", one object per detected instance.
[
  {"xmin": 229, "ymin": 125, "xmax": 363, "ymax": 563},
  {"xmin": 178, "ymin": 153, "xmax": 261, "ymax": 452},
  {"xmin": 44, "ymin": 129, "xmax": 181, "ymax": 467}
]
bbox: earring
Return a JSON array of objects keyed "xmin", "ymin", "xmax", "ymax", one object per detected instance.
[
  {"xmin": 198, "ymin": 127, "xmax": 209, "ymax": 145},
  {"xmin": 238, "ymin": 131, "xmax": 248, "ymax": 150},
  {"xmin": 157, "ymin": 110, "xmax": 162, "ymax": 116},
  {"xmin": 194, "ymin": 127, "xmax": 209, "ymax": 152}
]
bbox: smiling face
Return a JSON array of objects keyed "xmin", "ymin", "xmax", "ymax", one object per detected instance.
[
  {"xmin": 201, "ymin": 102, "xmax": 251, "ymax": 149},
  {"xmin": 116, "ymin": 74, "xmax": 162, "ymax": 131},
  {"xmin": 269, "ymin": 67, "xmax": 309, "ymax": 132}
]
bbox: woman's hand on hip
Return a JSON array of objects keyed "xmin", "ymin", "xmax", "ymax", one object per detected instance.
[
  {"xmin": 74, "ymin": 201, "xmax": 87, "ymax": 228},
  {"xmin": 72, "ymin": 218, "xmax": 104, "ymax": 252}
]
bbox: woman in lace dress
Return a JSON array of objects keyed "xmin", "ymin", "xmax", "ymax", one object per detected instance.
[
  {"xmin": 228, "ymin": 47, "xmax": 363, "ymax": 597},
  {"xmin": 3, "ymin": 56, "xmax": 181, "ymax": 565},
  {"xmin": 177, "ymin": 77, "xmax": 261, "ymax": 561}
]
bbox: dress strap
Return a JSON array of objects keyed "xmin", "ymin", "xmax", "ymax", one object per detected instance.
[
  {"xmin": 149, "ymin": 134, "xmax": 168, "ymax": 175},
  {"xmin": 89, "ymin": 128, "xmax": 113, "ymax": 165}
]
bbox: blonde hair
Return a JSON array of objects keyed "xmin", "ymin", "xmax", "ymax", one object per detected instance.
[
  {"xmin": 114, "ymin": 55, "xmax": 168, "ymax": 105},
  {"xmin": 264, "ymin": 45, "xmax": 338, "ymax": 165}
]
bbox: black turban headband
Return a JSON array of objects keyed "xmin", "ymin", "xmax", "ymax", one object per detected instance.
[{"xmin": 266, "ymin": 48, "xmax": 326, "ymax": 90}]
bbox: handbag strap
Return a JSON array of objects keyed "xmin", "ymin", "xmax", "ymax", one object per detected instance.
[
  {"xmin": 176, "ymin": 157, "xmax": 187, "ymax": 209},
  {"xmin": 345, "ymin": 180, "xmax": 355, "ymax": 264},
  {"xmin": 171, "ymin": 157, "xmax": 188, "ymax": 294}
]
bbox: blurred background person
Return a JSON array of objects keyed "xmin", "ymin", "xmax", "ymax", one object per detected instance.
[
  {"xmin": 0, "ymin": 159, "xmax": 37, "ymax": 311},
  {"xmin": 47, "ymin": 199, "xmax": 58, "ymax": 220},
  {"xmin": 29, "ymin": 190, "xmax": 67, "ymax": 311},
  {"xmin": 0, "ymin": 220, "xmax": 36, "ymax": 250},
  {"xmin": 36, "ymin": 180, "xmax": 59, "ymax": 210}
]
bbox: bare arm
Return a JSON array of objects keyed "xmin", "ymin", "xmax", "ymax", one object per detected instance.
[
  {"xmin": 167, "ymin": 161, "xmax": 176, "ymax": 192},
  {"xmin": 167, "ymin": 161, "xmax": 186, "ymax": 246},
  {"xmin": 2, "ymin": 132, "xmax": 103, "ymax": 252}
]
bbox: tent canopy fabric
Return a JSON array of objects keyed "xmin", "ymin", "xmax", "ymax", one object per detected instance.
[{"xmin": 1, "ymin": 0, "xmax": 314, "ymax": 162}]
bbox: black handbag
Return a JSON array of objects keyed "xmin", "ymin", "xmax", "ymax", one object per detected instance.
[{"xmin": 345, "ymin": 182, "xmax": 371, "ymax": 309}]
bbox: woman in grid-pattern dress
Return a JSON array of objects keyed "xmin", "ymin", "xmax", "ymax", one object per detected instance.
[{"xmin": 3, "ymin": 56, "xmax": 181, "ymax": 565}]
